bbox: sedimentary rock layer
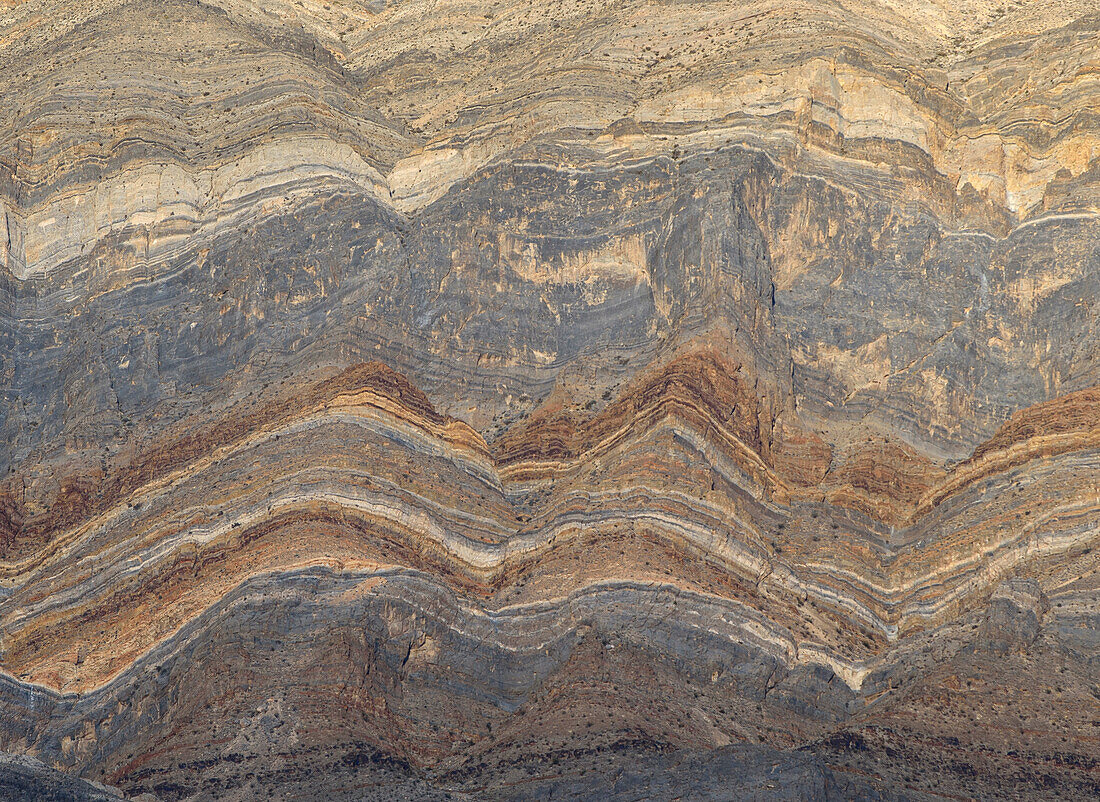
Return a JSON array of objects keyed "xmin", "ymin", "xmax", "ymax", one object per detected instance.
[{"xmin": 1, "ymin": 0, "xmax": 1098, "ymax": 799}]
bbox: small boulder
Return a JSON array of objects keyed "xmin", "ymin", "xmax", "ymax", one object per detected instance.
[{"xmin": 980, "ymin": 578, "xmax": 1049, "ymax": 654}]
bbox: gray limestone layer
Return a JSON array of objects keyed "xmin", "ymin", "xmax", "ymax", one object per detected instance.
[
  {"xmin": 6, "ymin": 147, "xmax": 1099, "ymax": 478},
  {"xmin": 0, "ymin": 753, "xmax": 139, "ymax": 802}
]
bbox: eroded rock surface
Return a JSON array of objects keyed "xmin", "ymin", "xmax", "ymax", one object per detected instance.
[
  {"xmin": 0, "ymin": 1, "xmax": 1098, "ymax": 799},
  {"xmin": 0, "ymin": 753, "xmax": 140, "ymax": 802}
]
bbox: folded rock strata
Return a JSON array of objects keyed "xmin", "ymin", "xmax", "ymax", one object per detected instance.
[{"xmin": 0, "ymin": 0, "xmax": 1098, "ymax": 799}]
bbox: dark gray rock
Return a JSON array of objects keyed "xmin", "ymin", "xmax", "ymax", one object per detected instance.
[
  {"xmin": 980, "ymin": 578, "xmax": 1049, "ymax": 654},
  {"xmin": 0, "ymin": 753, "xmax": 141, "ymax": 802}
]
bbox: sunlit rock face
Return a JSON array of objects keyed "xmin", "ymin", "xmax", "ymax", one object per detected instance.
[{"xmin": 1, "ymin": 1, "xmax": 1098, "ymax": 800}]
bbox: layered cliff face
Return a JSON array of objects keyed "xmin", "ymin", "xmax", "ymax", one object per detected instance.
[{"xmin": 1, "ymin": 1, "xmax": 1098, "ymax": 800}]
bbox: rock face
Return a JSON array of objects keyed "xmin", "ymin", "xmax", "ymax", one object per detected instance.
[
  {"xmin": 981, "ymin": 578, "xmax": 1050, "ymax": 654},
  {"xmin": 0, "ymin": 1, "xmax": 1098, "ymax": 800},
  {"xmin": 0, "ymin": 753, "xmax": 137, "ymax": 802}
]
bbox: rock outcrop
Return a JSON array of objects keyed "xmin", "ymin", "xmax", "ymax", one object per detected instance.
[
  {"xmin": 0, "ymin": 1, "xmax": 1098, "ymax": 799},
  {"xmin": 0, "ymin": 753, "xmax": 140, "ymax": 802}
]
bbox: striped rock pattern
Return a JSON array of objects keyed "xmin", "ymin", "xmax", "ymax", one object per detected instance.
[{"xmin": 1, "ymin": 1, "xmax": 1099, "ymax": 799}]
